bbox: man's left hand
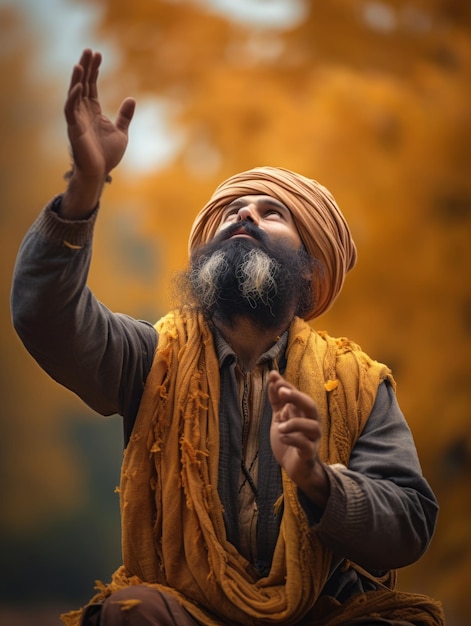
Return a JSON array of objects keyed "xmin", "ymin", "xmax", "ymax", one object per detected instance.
[{"xmin": 268, "ymin": 370, "xmax": 329, "ymax": 507}]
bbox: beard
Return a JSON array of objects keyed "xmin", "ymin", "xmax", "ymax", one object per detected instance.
[{"xmin": 177, "ymin": 221, "xmax": 316, "ymax": 331}]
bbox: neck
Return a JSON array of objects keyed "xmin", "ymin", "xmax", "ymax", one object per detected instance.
[{"xmin": 213, "ymin": 316, "xmax": 291, "ymax": 371}]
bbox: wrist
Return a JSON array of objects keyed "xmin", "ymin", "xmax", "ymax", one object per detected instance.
[
  {"xmin": 64, "ymin": 167, "xmax": 112, "ymax": 185},
  {"xmin": 297, "ymin": 459, "xmax": 330, "ymax": 509},
  {"xmin": 60, "ymin": 168, "xmax": 110, "ymax": 220}
]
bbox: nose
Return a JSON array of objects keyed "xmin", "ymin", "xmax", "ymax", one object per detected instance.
[{"xmin": 237, "ymin": 204, "xmax": 258, "ymax": 224}]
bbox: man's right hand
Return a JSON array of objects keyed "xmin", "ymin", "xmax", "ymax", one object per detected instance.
[{"xmin": 60, "ymin": 49, "xmax": 136, "ymax": 220}]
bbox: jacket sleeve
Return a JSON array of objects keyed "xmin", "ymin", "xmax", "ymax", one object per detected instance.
[
  {"xmin": 11, "ymin": 196, "xmax": 157, "ymax": 438},
  {"xmin": 308, "ymin": 381, "xmax": 439, "ymax": 572}
]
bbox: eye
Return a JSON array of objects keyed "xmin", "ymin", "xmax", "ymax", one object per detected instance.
[
  {"xmin": 227, "ymin": 207, "xmax": 239, "ymax": 215},
  {"xmin": 263, "ymin": 207, "xmax": 284, "ymax": 219},
  {"xmin": 221, "ymin": 205, "xmax": 241, "ymax": 222}
]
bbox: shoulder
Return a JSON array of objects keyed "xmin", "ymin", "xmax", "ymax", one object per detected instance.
[{"xmin": 315, "ymin": 329, "xmax": 395, "ymax": 391}]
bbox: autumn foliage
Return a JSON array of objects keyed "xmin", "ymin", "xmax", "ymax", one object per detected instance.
[{"xmin": 1, "ymin": 1, "xmax": 470, "ymax": 624}]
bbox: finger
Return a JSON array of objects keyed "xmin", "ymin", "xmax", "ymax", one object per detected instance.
[
  {"xmin": 268, "ymin": 369, "xmax": 288, "ymax": 386},
  {"xmin": 277, "ymin": 386, "xmax": 319, "ymax": 419},
  {"xmin": 278, "ymin": 417, "xmax": 321, "ymax": 441},
  {"xmin": 268, "ymin": 372, "xmax": 320, "ymax": 422},
  {"xmin": 67, "ymin": 60, "xmax": 84, "ymax": 100},
  {"xmin": 64, "ymin": 82, "xmax": 83, "ymax": 125},
  {"xmin": 80, "ymin": 48, "xmax": 94, "ymax": 98},
  {"xmin": 278, "ymin": 398, "xmax": 309, "ymax": 422},
  {"xmin": 115, "ymin": 97, "xmax": 136, "ymax": 133},
  {"xmin": 268, "ymin": 370, "xmax": 295, "ymax": 408},
  {"xmin": 78, "ymin": 48, "xmax": 92, "ymax": 66},
  {"xmin": 66, "ymin": 49, "xmax": 91, "ymax": 100},
  {"xmin": 88, "ymin": 51, "xmax": 102, "ymax": 100},
  {"xmin": 277, "ymin": 431, "xmax": 318, "ymax": 455},
  {"xmin": 268, "ymin": 370, "xmax": 297, "ymax": 395}
]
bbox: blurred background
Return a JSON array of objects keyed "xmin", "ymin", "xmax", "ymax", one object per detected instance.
[{"xmin": 1, "ymin": 0, "xmax": 470, "ymax": 624}]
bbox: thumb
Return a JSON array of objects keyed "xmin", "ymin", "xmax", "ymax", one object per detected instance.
[{"xmin": 115, "ymin": 97, "xmax": 136, "ymax": 132}]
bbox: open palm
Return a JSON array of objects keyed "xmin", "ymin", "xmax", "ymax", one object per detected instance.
[{"xmin": 64, "ymin": 49, "xmax": 135, "ymax": 179}]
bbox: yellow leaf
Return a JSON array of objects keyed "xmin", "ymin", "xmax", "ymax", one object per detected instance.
[{"xmin": 324, "ymin": 379, "xmax": 339, "ymax": 391}]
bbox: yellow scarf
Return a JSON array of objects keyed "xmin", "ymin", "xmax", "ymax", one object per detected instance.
[{"xmin": 62, "ymin": 310, "xmax": 444, "ymax": 626}]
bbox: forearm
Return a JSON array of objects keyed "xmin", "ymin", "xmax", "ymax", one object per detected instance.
[
  {"xmin": 11, "ymin": 196, "xmax": 157, "ymax": 422},
  {"xmin": 315, "ymin": 463, "xmax": 437, "ymax": 571},
  {"xmin": 305, "ymin": 383, "xmax": 439, "ymax": 572}
]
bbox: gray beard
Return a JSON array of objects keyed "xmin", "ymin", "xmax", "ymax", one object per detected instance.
[
  {"xmin": 189, "ymin": 247, "xmax": 280, "ymax": 314},
  {"xmin": 179, "ymin": 228, "xmax": 316, "ymax": 330}
]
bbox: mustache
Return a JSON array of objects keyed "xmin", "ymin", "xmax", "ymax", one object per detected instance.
[{"xmin": 212, "ymin": 221, "xmax": 269, "ymax": 247}]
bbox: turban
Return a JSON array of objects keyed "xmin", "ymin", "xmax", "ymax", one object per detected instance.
[{"xmin": 188, "ymin": 166, "xmax": 357, "ymax": 320}]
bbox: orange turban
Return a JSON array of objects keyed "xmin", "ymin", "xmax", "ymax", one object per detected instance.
[{"xmin": 188, "ymin": 166, "xmax": 357, "ymax": 320}]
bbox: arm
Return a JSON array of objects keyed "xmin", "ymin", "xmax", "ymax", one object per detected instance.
[
  {"xmin": 315, "ymin": 381, "xmax": 438, "ymax": 572},
  {"xmin": 11, "ymin": 50, "xmax": 155, "ymax": 437},
  {"xmin": 11, "ymin": 197, "xmax": 157, "ymax": 432},
  {"xmin": 269, "ymin": 373, "xmax": 438, "ymax": 572}
]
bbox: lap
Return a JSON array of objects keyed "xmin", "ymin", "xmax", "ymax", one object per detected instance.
[
  {"xmin": 80, "ymin": 585, "xmax": 199, "ymax": 626},
  {"xmin": 80, "ymin": 587, "xmax": 418, "ymax": 626}
]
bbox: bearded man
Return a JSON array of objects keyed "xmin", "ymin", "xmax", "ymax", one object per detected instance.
[{"xmin": 11, "ymin": 50, "xmax": 444, "ymax": 626}]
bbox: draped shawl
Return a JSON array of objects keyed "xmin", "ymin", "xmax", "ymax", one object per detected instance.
[{"xmin": 62, "ymin": 311, "xmax": 444, "ymax": 626}]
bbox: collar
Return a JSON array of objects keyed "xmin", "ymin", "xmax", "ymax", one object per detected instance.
[{"xmin": 212, "ymin": 325, "xmax": 289, "ymax": 370}]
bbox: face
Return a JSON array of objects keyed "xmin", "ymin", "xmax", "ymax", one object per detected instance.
[
  {"xmin": 178, "ymin": 199, "xmax": 316, "ymax": 330},
  {"xmin": 215, "ymin": 195, "xmax": 303, "ymax": 251}
]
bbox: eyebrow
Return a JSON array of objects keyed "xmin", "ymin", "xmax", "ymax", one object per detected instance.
[{"xmin": 224, "ymin": 197, "xmax": 290, "ymax": 215}]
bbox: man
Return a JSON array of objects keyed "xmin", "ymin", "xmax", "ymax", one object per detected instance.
[{"xmin": 11, "ymin": 49, "xmax": 444, "ymax": 625}]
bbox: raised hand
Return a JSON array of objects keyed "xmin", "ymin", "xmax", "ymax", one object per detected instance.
[
  {"xmin": 64, "ymin": 48, "xmax": 135, "ymax": 180},
  {"xmin": 268, "ymin": 370, "xmax": 329, "ymax": 507},
  {"xmin": 61, "ymin": 49, "xmax": 135, "ymax": 219}
]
